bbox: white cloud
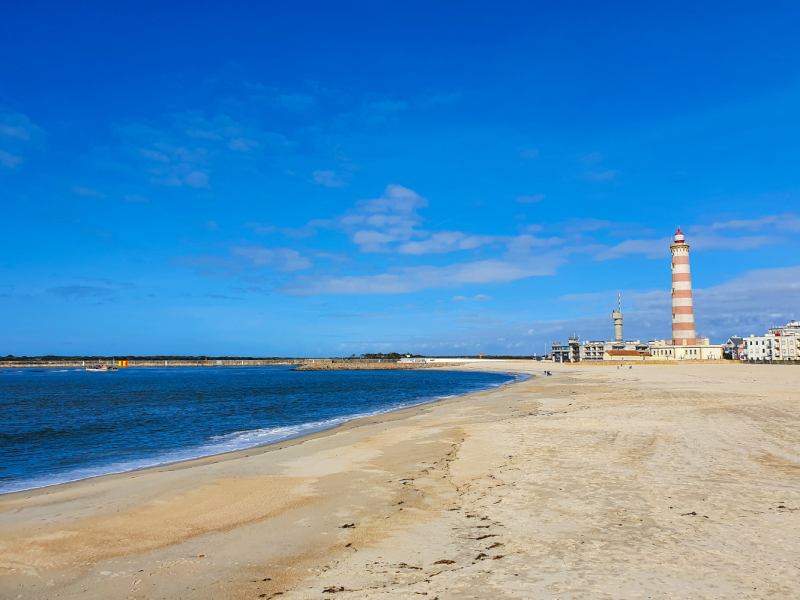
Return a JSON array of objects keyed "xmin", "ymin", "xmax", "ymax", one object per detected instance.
[
  {"xmin": 592, "ymin": 227, "xmax": 781, "ymax": 261},
  {"xmin": 117, "ymin": 112, "xmax": 296, "ymax": 193},
  {"xmin": 0, "ymin": 124, "xmax": 30, "ymax": 140},
  {"xmin": 280, "ymin": 258, "xmax": 560, "ymax": 296},
  {"xmin": 246, "ymin": 222, "xmax": 278, "ymax": 235},
  {"xmin": 342, "ymin": 184, "xmax": 428, "ymax": 252},
  {"xmin": 0, "ymin": 112, "xmax": 43, "ymax": 142},
  {"xmin": 710, "ymin": 212, "xmax": 800, "ymax": 234},
  {"xmin": 231, "ymin": 246, "xmax": 312, "ymax": 272},
  {"xmin": 352, "ymin": 230, "xmax": 396, "ymax": 251},
  {"xmin": 185, "ymin": 128, "xmax": 223, "ymax": 140},
  {"xmin": 323, "ymin": 312, "xmax": 392, "ymax": 319},
  {"xmin": 563, "ymin": 218, "xmax": 613, "ymax": 233},
  {"xmin": 141, "ymin": 149, "xmax": 170, "ymax": 162},
  {"xmin": 0, "ymin": 150, "xmax": 23, "ymax": 168},
  {"xmin": 228, "ymin": 138, "xmax": 259, "ymax": 152},
  {"xmin": 73, "ymin": 186, "xmax": 106, "ymax": 198},
  {"xmin": 594, "ymin": 238, "xmax": 668, "ymax": 260},
  {"xmin": 505, "ymin": 234, "xmax": 565, "ymax": 255},
  {"xmin": 0, "ymin": 111, "xmax": 43, "ymax": 168},
  {"xmin": 453, "ymin": 294, "xmax": 492, "ymax": 301},
  {"xmin": 313, "ymin": 170, "xmax": 347, "ymax": 187},
  {"xmin": 581, "ymin": 170, "xmax": 621, "ymax": 181},
  {"xmin": 184, "ymin": 171, "xmax": 209, "ymax": 188},
  {"xmin": 398, "ymin": 231, "xmax": 496, "ymax": 255},
  {"xmin": 150, "ymin": 166, "xmax": 210, "ymax": 188}
]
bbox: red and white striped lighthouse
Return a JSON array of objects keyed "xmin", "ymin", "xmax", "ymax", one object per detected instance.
[{"xmin": 670, "ymin": 228, "xmax": 696, "ymax": 345}]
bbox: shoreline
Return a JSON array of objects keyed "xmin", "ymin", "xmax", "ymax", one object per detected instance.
[
  {"xmin": 0, "ymin": 368, "xmax": 526, "ymax": 499},
  {"xmin": 3, "ymin": 362, "xmax": 799, "ymax": 600}
]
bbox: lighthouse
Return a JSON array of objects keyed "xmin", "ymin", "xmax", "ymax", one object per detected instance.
[{"xmin": 670, "ymin": 228, "xmax": 696, "ymax": 345}]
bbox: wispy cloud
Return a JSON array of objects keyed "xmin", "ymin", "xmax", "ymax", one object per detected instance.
[
  {"xmin": 592, "ymin": 226, "xmax": 783, "ymax": 261},
  {"xmin": 0, "ymin": 111, "xmax": 44, "ymax": 168},
  {"xmin": 0, "ymin": 150, "xmax": 23, "ymax": 168},
  {"xmin": 47, "ymin": 286, "xmax": 114, "ymax": 298},
  {"xmin": 0, "ymin": 112, "xmax": 43, "ymax": 143},
  {"xmin": 398, "ymin": 231, "xmax": 496, "ymax": 255},
  {"xmin": 246, "ymin": 222, "xmax": 278, "ymax": 235},
  {"xmin": 312, "ymin": 170, "xmax": 348, "ymax": 187},
  {"xmin": 341, "ymin": 184, "xmax": 428, "ymax": 252},
  {"xmin": 73, "ymin": 186, "xmax": 106, "ymax": 198},
  {"xmin": 710, "ymin": 212, "xmax": 800, "ymax": 233},
  {"xmin": 593, "ymin": 238, "xmax": 668, "ymax": 260},
  {"xmin": 581, "ymin": 152, "xmax": 605, "ymax": 164},
  {"xmin": 274, "ymin": 93, "xmax": 316, "ymax": 112},
  {"xmin": 322, "ymin": 312, "xmax": 392, "ymax": 319},
  {"xmin": 230, "ymin": 245, "xmax": 312, "ymax": 272},
  {"xmin": 581, "ymin": 170, "xmax": 621, "ymax": 181},
  {"xmin": 453, "ymin": 294, "xmax": 492, "ymax": 301},
  {"xmin": 279, "ymin": 258, "xmax": 561, "ymax": 296},
  {"xmin": 515, "ymin": 194, "xmax": 545, "ymax": 204},
  {"xmin": 114, "ymin": 111, "xmax": 295, "ymax": 191}
]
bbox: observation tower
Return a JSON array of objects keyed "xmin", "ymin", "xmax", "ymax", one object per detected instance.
[
  {"xmin": 670, "ymin": 228, "xmax": 696, "ymax": 345},
  {"xmin": 612, "ymin": 292, "xmax": 623, "ymax": 342}
]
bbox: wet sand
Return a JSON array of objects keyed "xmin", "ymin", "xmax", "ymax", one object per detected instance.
[{"xmin": 1, "ymin": 362, "xmax": 799, "ymax": 599}]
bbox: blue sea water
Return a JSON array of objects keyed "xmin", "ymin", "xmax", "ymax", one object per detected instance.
[{"xmin": 0, "ymin": 366, "xmax": 518, "ymax": 494}]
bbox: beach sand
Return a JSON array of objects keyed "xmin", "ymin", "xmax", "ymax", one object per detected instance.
[{"xmin": 1, "ymin": 362, "xmax": 799, "ymax": 599}]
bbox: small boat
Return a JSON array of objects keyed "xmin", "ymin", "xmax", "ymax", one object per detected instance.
[{"xmin": 85, "ymin": 364, "xmax": 118, "ymax": 372}]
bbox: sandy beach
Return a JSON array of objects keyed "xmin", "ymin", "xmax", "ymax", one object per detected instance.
[{"xmin": 1, "ymin": 362, "xmax": 799, "ymax": 599}]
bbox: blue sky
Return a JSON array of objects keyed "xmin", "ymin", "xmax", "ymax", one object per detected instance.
[{"xmin": 2, "ymin": 1, "xmax": 800, "ymax": 356}]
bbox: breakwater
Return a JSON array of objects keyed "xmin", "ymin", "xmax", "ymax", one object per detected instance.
[
  {"xmin": 294, "ymin": 362, "xmax": 463, "ymax": 371},
  {"xmin": 0, "ymin": 358, "xmax": 409, "ymax": 369}
]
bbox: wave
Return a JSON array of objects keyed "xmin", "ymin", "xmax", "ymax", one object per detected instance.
[{"xmin": 0, "ymin": 370, "xmax": 524, "ymax": 495}]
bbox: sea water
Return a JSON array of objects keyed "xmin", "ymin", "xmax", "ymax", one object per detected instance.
[{"xmin": 0, "ymin": 366, "xmax": 518, "ymax": 494}]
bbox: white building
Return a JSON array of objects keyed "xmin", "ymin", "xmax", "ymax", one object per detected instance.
[
  {"xmin": 773, "ymin": 332, "xmax": 799, "ymax": 360},
  {"xmin": 649, "ymin": 338, "xmax": 723, "ymax": 361},
  {"xmin": 580, "ymin": 339, "xmax": 650, "ymax": 362},
  {"xmin": 740, "ymin": 321, "xmax": 800, "ymax": 361},
  {"xmin": 742, "ymin": 335, "xmax": 777, "ymax": 361}
]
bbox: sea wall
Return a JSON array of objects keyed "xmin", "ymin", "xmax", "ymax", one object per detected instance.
[
  {"xmin": 0, "ymin": 359, "xmax": 313, "ymax": 368},
  {"xmin": 0, "ymin": 358, "xmax": 414, "ymax": 369},
  {"xmin": 293, "ymin": 362, "xmax": 464, "ymax": 371}
]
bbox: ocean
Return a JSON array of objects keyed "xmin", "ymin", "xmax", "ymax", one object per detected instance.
[{"xmin": 0, "ymin": 366, "xmax": 518, "ymax": 494}]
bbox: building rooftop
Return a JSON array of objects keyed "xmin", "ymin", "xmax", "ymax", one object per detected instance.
[{"xmin": 606, "ymin": 350, "xmax": 651, "ymax": 357}]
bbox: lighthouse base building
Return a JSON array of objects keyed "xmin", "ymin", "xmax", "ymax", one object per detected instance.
[{"xmin": 648, "ymin": 338, "xmax": 722, "ymax": 361}]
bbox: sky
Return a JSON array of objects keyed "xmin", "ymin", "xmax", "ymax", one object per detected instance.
[{"xmin": 2, "ymin": 1, "xmax": 800, "ymax": 357}]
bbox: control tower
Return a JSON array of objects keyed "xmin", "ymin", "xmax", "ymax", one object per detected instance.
[{"xmin": 612, "ymin": 292, "xmax": 623, "ymax": 342}]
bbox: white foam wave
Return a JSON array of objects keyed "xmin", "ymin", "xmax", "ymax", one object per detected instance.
[{"xmin": 0, "ymin": 371, "xmax": 523, "ymax": 495}]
